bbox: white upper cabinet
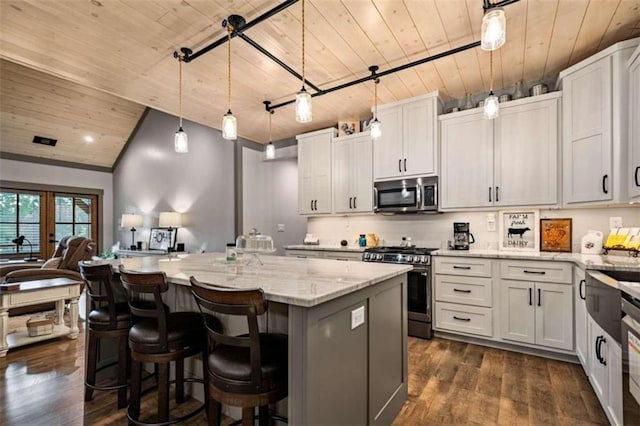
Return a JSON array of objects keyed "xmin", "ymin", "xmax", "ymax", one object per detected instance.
[
  {"xmin": 440, "ymin": 93, "xmax": 560, "ymax": 210},
  {"xmin": 629, "ymin": 44, "xmax": 640, "ymax": 201},
  {"xmin": 332, "ymin": 132, "xmax": 373, "ymax": 213},
  {"xmin": 558, "ymin": 37, "xmax": 639, "ymax": 205},
  {"xmin": 297, "ymin": 128, "xmax": 336, "ymax": 215},
  {"xmin": 373, "ymin": 92, "xmax": 442, "ymax": 181}
]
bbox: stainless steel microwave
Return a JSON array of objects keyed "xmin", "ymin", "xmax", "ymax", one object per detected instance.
[{"xmin": 374, "ymin": 177, "xmax": 438, "ymax": 213}]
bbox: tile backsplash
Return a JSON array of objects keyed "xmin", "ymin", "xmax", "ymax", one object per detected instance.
[{"xmin": 307, "ymin": 206, "xmax": 640, "ymax": 252}]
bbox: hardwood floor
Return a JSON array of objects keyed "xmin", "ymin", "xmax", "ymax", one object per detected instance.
[
  {"xmin": 0, "ymin": 326, "xmax": 607, "ymax": 425},
  {"xmin": 393, "ymin": 337, "xmax": 608, "ymax": 425}
]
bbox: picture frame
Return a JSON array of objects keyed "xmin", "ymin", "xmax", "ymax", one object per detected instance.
[
  {"xmin": 498, "ymin": 209, "xmax": 540, "ymax": 252},
  {"xmin": 540, "ymin": 218, "xmax": 572, "ymax": 252},
  {"xmin": 148, "ymin": 227, "xmax": 177, "ymax": 251},
  {"xmin": 338, "ymin": 120, "xmax": 360, "ymax": 137}
]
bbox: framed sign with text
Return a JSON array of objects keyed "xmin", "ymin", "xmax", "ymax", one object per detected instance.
[
  {"xmin": 540, "ymin": 218, "xmax": 572, "ymax": 252},
  {"xmin": 499, "ymin": 210, "xmax": 540, "ymax": 252}
]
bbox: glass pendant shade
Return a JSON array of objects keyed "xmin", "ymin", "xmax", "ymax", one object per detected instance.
[
  {"xmin": 174, "ymin": 127, "xmax": 188, "ymax": 153},
  {"xmin": 265, "ymin": 142, "xmax": 275, "ymax": 159},
  {"xmin": 481, "ymin": 8, "xmax": 506, "ymax": 51},
  {"xmin": 483, "ymin": 92, "xmax": 500, "ymax": 119},
  {"xmin": 295, "ymin": 87, "xmax": 313, "ymax": 123},
  {"xmin": 370, "ymin": 118, "xmax": 382, "ymax": 140},
  {"xmin": 222, "ymin": 110, "xmax": 237, "ymax": 140}
]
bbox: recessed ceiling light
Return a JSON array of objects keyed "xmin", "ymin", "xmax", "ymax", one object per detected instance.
[{"xmin": 84, "ymin": 135, "xmax": 94, "ymax": 143}]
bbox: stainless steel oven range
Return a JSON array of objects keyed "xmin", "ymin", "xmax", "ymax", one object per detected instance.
[{"xmin": 363, "ymin": 246, "xmax": 437, "ymax": 339}]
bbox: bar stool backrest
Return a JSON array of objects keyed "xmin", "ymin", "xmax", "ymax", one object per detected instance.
[{"xmin": 79, "ymin": 262, "xmax": 118, "ymax": 328}]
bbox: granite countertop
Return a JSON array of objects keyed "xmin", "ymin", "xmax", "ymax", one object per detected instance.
[
  {"xmin": 284, "ymin": 245, "xmax": 366, "ymax": 252},
  {"xmin": 104, "ymin": 252, "xmax": 410, "ymax": 307},
  {"xmin": 432, "ymin": 249, "xmax": 640, "ymax": 272}
]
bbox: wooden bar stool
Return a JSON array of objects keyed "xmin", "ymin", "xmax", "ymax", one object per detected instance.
[
  {"xmin": 119, "ymin": 266, "xmax": 207, "ymax": 426},
  {"xmin": 190, "ymin": 276, "xmax": 288, "ymax": 426},
  {"xmin": 79, "ymin": 261, "xmax": 131, "ymax": 409}
]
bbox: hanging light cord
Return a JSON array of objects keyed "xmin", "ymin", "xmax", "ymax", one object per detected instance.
[
  {"xmin": 269, "ymin": 110, "xmax": 273, "ymax": 142},
  {"xmin": 178, "ymin": 55, "xmax": 183, "ymax": 128},
  {"xmin": 301, "ymin": 0, "xmax": 305, "ymax": 88},
  {"xmin": 489, "ymin": 50, "xmax": 494, "ymax": 93},
  {"xmin": 227, "ymin": 26, "xmax": 233, "ymax": 111},
  {"xmin": 374, "ymin": 78, "xmax": 379, "ymax": 118}
]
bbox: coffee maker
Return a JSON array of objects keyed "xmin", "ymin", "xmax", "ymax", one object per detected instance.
[{"xmin": 453, "ymin": 222, "xmax": 475, "ymax": 250}]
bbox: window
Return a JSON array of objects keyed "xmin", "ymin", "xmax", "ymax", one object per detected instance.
[
  {"xmin": 0, "ymin": 191, "xmax": 42, "ymax": 256},
  {"xmin": 54, "ymin": 195, "xmax": 94, "ymax": 242}
]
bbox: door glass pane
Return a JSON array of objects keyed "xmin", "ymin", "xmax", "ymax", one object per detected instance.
[
  {"xmin": 55, "ymin": 196, "xmax": 73, "ymax": 222},
  {"xmin": 75, "ymin": 224, "xmax": 89, "ymax": 238},
  {"xmin": 0, "ymin": 192, "xmax": 41, "ymax": 255},
  {"xmin": 74, "ymin": 198, "xmax": 91, "ymax": 222},
  {"xmin": 56, "ymin": 224, "xmax": 73, "ymax": 242}
]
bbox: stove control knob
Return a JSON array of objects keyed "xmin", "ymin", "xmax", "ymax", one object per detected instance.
[
  {"xmin": 363, "ymin": 253, "xmax": 370, "ymax": 260},
  {"xmin": 406, "ymin": 255, "xmax": 413, "ymax": 262},
  {"xmin": 376, "ymin": 254, "xmax": 383, "ymax": 260},
  {"xmin": 420, "ymin": 256, "xmax": 427, "ymax": 263}
]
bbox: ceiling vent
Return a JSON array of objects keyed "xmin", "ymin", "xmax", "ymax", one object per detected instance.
[{"xmin": 32, "ymin": 136, "xmax": 57, "ymax": 146}]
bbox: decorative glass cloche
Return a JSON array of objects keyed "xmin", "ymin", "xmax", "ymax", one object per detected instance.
[{"xmin": 235, "ymin": 228, "xmax": 275, "ymax": 253}]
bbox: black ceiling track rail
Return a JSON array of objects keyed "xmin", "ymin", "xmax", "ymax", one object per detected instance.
[{"xmin": 171, "ymin": 0, "xmax": 520, "ymax": 113}]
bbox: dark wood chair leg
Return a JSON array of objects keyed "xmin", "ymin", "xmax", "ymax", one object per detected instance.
[
  {"xmin": 208, "ymin": 397, "xmax": 222, "ymax": 426},
  {"xmin": 84, "ymin": 330, "xmax": 98, "ymax": 402},
  {"xmin": 175, "ymin": 358, "xmax": 185, "ymax": 403},
  {"xmin": 242, "ymin": 407, "xmax": 255, "ymax": 426},
  {"xmin": 258, "ymin": 405, "xmax": 269, "ymax": 426},
  {"xmin": 117, "ymin": 335, "xmax": 128, "ymax": 409},
  {"xmin": 129, "ymin": 359, "xmax": 142, "ymax": 421},
  {"xmin": 157, "ymin": 362, "xmax": 170, "ymax": 423}
]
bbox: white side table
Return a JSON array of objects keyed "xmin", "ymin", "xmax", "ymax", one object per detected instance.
[{"xmin": 0, "ymin": 277, "xmax": 82, "ymax": 357}]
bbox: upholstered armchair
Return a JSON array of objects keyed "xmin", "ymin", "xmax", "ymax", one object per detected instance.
[{"xmin": 0, "ymin": 235, "xmax": 96, "ymax": 283}]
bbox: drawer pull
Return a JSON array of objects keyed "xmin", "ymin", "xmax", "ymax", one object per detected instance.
[
  {"xmin": 523, "ymin": 270, "xmax": 546, "ymax": 275},
  {"xmin": 453, "ymin": 288, "xmax": 472, "ymax": 293},
  {"xmin": 453, "ymin": 316, "xmax": 471, "ymax": 322},
  {"xmin": 453, "ymin": 266, "xmax": 471, "ymax": 270}
]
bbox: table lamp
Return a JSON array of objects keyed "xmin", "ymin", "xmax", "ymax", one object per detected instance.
[
  {"xmin": 159, "ymin": 212, "xmax": 182, "ymax": 252},
  {"xmin": 121, "ymin": 213, "xmax": 143, "ymax": 250},
  {"xmin": 12, "ymin": 235, "xmax": 35, "ymax": 261}
]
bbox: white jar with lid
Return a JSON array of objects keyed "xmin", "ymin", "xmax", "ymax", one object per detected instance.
[{"xmin": 581, "ymin": 230, "xmax": 603, "ymax": 254}]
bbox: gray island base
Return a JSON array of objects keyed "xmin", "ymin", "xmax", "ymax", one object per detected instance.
[{"xmin": 109, "ymin": 253, "xmax": 411, "ymax": 425}]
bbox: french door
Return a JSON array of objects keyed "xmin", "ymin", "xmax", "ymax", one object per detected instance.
[{"xmin": 0, "ymin": 190, "xmax": 98, "ymax": 259}]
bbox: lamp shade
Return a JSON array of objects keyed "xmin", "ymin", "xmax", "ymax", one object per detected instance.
[
  {"xmin": 121, "ymin": 213, "xmax": 143, "ymax": 228},
  {"xmin": 370, "ymin": 118, "xmax": 382, "ymax": 140},
  {"xmin": 174, "ymin": 127, "xmax": 188, "ymax": 153},
  {"xmin": 481, "ymin": 8, "xmax": 506, "ymax": 51},
  {"xmin": 295, "ymin": 88, "xmax": 312, "ymax": 123},
  {"xmin": 483, "ymin": 93, "xmax": 500, "ymax": 119},
  {"xmin": 265, "ymin": 142, "xmax": 275, "ymax": 160},
  {"xmin": 222, "ymin": 110, "xmax": 237, "ymax": 140},
  {"xmin": 159, "ymin": 212, "xmax": 182, "ymax": 228}
]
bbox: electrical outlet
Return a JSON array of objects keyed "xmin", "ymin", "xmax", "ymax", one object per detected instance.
[
  {"xmin": 351, "ymin": 306, "xmax": 365, "ymax": 330},
  {"xmin": 610, "ymin": 217, "xmax": 623, "ymax": 229},
  {"xmin": 277, "ymin": 224, "xmax": 285, "ymax": 232},
  {"xmin": 487, "ymin": 213, "xmax": 496, "ymax": 232}
]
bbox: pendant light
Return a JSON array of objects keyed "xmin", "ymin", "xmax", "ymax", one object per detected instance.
[
  {"xmin": 174, "ymin": 50, "xmax": 188, "ymax": 153},
  {"xmin": 481, "ymin": 4, "xmax": 506, "ymax": 51},
  {"xmin": 222, "ymin": 25, "xmax": 237, "ymax": 140},
  {"xmin": 370, "ymin": 73, "xmax": 382, "ymax": 141},
  {"xmin": 484, "ymin": 50, "xmax": 499, "ymax": 120},
  {"xmin": 295, "ymin": 0, "xmax": 312, "ymax": 123},
  {"xmin": 265, "ymin": 109, "xmax": 275, "ymax": 159}
]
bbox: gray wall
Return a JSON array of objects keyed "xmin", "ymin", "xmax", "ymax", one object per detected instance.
[
  {"xmin": 113, "ymin": 109, "xmax": 236, "ymax": 253},
  {"xmin": 242, "ymin": 146, "xmax": 307, "ymax": 254}
]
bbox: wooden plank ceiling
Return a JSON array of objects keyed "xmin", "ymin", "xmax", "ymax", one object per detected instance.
[{"xmin": 0, "ymin": 0, "xmax": 639, "ymax": 168}]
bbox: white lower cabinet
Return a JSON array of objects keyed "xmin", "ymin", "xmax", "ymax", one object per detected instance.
[
  {"xmin": 575, "ymin": 267, "xmax": 589, "ymax": 373},
  {"xmin": 284, "ymin": 249, "xmax": 363, "ymax": 261},
  {"xmin": 499, "ymin": 262, "xmax": 573, "ymax": 351},
  {"xmin": 587, "ymin": 314, "xmax": 623, "ymax": 426},
  {"xmin": 435, "ymin": 302, "xmax": 492, "ymax": 337}
]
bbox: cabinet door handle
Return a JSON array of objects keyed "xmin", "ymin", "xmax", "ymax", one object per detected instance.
[
  {"xmin": 453, "ymin": 288, "xmax": 472, "ymax": 293},
  {"xmin": 353, "ymin": 196, "xmax": 357, "ymax": 209},
  {"xmin": 310, "ymin": 200, "xmax": 313, "ymax": 211},
  {"xmin": 453, "ymin": 266, "xmax": 471, "ymax": 270},
  {"xmin": 600, "ymin": 337, "xmax": 607, "ymax": 365},
  {"xmin": 635, "ymin": 166, "xmax": 640, "ymax": 187},
  {"xmin": 537, "ymin": 288, "xmax": 541, "ymax": 307},
  {"xmin": 579, "ymin": 279, "xmax": 586, "ymax": 300},
  {"xmin": 602, "ymin": 174, "xmax": 609, "ymax": 194},
  {"xmin": 349, "ymin": 197, "xmax": 353, "ymax": 209},
  {"xmin": 489, "ymin": 187, "xmax": 492, "ymax": 202},
  {"xmin": 524, "ymin": 270, "xmax": 546, "ymax": 275},
  {"xmin": 529, "ymin": 288, "xmax": 533, "ymax": 306},
  {"xmin": 404, "ymin": 158, "xmax": 407, "ymax": 172},
  {"xmin": 453, "ymin": 316, "xmax": 471, "ymax": 322},
  {"xmin": 595, "ymin": 336, "xmax": 602, "ymax": 362},
  {"xmin": 398, "ymin": 159, "xmax": 402, "ymax": 173},
  {"xmin": 496, "ymin": 186, "xmax": 499, "ymax": 202},
  {"xmin": 315, "ymin": 200, "xmax": 318, "ymax": 210}
]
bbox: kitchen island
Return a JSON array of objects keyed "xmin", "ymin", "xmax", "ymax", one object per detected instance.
[{"xmin": 108, "ymin": 253, "xmax": 411, "ymax": 425}]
